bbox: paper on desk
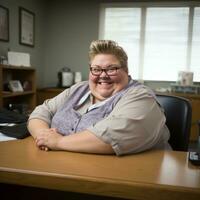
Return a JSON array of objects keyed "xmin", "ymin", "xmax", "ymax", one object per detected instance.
[
  {"xmin": 0, "ymin": 123, "xmax": 18, "ymax": 141},
  {"xmin": 0, "ymin": 123, "xmax": 16, "ymax": 127},
  {"xmin": 0, "ymin": 132, "xmax": 17, "ymax": 142}
]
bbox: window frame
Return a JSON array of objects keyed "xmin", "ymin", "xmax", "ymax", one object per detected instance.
[{"xmin": 99, "ymin": 2, "xmax": 200, "ymax": 83}]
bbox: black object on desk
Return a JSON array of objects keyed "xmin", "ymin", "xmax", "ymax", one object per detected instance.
[
  {"xmin": 0, "ymin": 108, "xmax": 30, "ymax": 139},
  {"xmin": 0, "ymin": 108, "xmax": 28, "ymax": 123},
  {"xmin": 189, "ymin": 152, "xmax": 200, "ymax": 166},
  {"xmin": 0, "ymin": 122, "xmax": 29, "ymax": 139}
]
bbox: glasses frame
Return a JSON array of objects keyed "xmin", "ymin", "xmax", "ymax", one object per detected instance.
[{"xmin": 90, "ymin": 65, "xmax": 122, "ymax": 76}]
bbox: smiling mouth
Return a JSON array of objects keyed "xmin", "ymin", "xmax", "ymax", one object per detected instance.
[{"xmin": 98, "ymin": 82, "xmax": 112, "ymax": 85}]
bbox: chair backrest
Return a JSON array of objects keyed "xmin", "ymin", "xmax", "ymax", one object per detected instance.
[{"xmin": 156, "ymin": 94, "xmax": 192, "ymax": 151}]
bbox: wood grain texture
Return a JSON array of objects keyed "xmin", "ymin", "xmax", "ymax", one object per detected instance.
[{"xmin": 0, "ymin": 137, "xmax": 200, "ymax": 200}]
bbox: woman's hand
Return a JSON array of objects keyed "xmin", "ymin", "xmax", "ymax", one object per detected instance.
[
  {"xmin": 34, "ymin": 128, "xmax": 114, "ymax": 154},
  {"xmin": 35, "ymin": 128, "xmax": 63, "ymax": 151}
]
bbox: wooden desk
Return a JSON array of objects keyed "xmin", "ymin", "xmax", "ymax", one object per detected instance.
[{"xmin": 0, "ymin": 137, "xmax": 200, "ymax": 200}]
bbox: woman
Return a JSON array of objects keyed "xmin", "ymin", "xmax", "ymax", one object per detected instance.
[{"xmin": 28, "ymin": 40, "xmax": 170, "ymax": 156}]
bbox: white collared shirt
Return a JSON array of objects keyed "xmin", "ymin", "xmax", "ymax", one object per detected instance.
[{"xmin": 76, "ymin": 90, "xmax": 112, "ymax": 113}]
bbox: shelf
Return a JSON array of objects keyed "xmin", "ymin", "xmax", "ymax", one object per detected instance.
[
  {"xmin": 37, "ymin": 88, "xmax": 65, "ymax": 105},
  {"xmin": 0, "ymin": 64, "xmax": 36, "ymax": 110},
  {"xmin": 0, "ymin": 64, "xmax": 35, "ymax": 71},
  {"xmin": 38, "ymin": 87, "xmax": 65, "ymax": 92},
  {"xmin": 156, "ymin": 91, "xmax": 200, "ymax": 99},
  {"xmin": 2, "ymin": 91, "xmax": 35, "ymax": 98}
]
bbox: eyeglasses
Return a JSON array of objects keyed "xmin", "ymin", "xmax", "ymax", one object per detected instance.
[{"xmin": 90, "ymin": 65, "xmax": 122, "ymax": 76}]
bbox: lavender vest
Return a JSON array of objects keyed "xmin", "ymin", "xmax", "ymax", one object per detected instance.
[{"xmin": 51, "ymin": 80, "xmax": 142, "ymax": 135}]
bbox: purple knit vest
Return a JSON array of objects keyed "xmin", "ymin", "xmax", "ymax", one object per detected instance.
[{"xmin": 51, "ymin": 80, "xmax": 143, "ymax": 135}]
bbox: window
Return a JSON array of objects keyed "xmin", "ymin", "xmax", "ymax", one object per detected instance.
[
  {"xmin": 191, "ymin": 7, "xmax": 200, "ymax": 82},
  {"xmin": 99, "ymin": 3, "xmax": 200, "ymax": 82},
  {"xmin": 103, "ymin": 8, "xmax": 141, "ymax": 78}
]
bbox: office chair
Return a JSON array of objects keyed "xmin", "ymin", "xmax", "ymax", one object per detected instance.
[{"xmin": 156, "ymin": 94, "xmax": 192, "ymax": 151}]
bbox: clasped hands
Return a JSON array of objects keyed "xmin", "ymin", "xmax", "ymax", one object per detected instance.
[{"xmin": 35, "ymin": 128, "xmax": 63, "ymax": 151}]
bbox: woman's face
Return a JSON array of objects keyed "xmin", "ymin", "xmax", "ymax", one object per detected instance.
[{"xmin": 89, "ymin": 54, "xmax": 129, "ymax": 101}]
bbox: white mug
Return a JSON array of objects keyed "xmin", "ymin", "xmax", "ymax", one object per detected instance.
[{"xmin": 74, "ymin": 72, "xmax": 82, "ymax": 83}]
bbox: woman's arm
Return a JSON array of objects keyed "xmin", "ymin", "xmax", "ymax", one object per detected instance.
[
  {"xmin": 28, "ymin": 118, "xmax": 50, "ymax": 139},
  {"xmin": 87, "ymin": 87, "xmax": 170, "ymax": 156},
  {"xmin": 28, "ymin": 86, "xmax": 75, "ymax": 138},
  {"xmin": 35, "ymin": 129, "xmax": 114, "ymax": 154}
]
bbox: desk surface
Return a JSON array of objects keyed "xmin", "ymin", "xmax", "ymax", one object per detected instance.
[{"xmin": 0, "ymin": 137, "xmax": 200, "ymax": 200}]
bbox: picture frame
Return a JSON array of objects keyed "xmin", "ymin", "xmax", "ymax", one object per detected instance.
[
  {"xmin": 19, "ymin": 7, "xmax": 35, "ymax": 47},
  {"xmin": 0, "ymin": 5, "xmax": 9, "ymax": 42},
  {"xmin": 9, "ymin": 80, "xmax": 24, "ymax": 92}
]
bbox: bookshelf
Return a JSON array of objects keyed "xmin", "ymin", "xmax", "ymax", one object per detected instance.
[{"xmin": 0, "ymin": 64, "xmax": 36, "ymax": 112}]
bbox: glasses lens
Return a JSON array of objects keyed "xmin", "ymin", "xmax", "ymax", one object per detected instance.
[
  {"xmin": 90, "ymin": 65, "xmax": 121, "ymax": 76},
  {"xmin": 106, "ymin": 67, "xmax": 118, "ymax": 75},
  {"xmin": 90, "ymin": 67, "xmax": 102, "ymax": 75}
]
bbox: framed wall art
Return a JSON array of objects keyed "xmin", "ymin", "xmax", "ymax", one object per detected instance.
[
  {"xmin": 0, "ymin": 5, "xmax": 9, "ymax": 42},
  {"xmin": 19, "ymin": 7, "xmax": 35, "ymax": 47}
]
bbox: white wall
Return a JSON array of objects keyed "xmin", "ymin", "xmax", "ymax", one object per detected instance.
[{"xmin": 43, "ymin": 0, "xmax": 100, "ymax": 87}]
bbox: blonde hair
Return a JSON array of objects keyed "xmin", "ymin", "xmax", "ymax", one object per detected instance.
[{"xmin": 89, "ymin": 40, "xmax": 128, "ymax": 71}]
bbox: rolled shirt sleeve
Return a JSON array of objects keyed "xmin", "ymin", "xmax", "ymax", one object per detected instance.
[
  {"xmin": 28, "ymin": 82, "xmax": 88, "ymax": 125},
  {"xmin": 87, "ymin": 86, "xmax": 170, "ymax": 156}
]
